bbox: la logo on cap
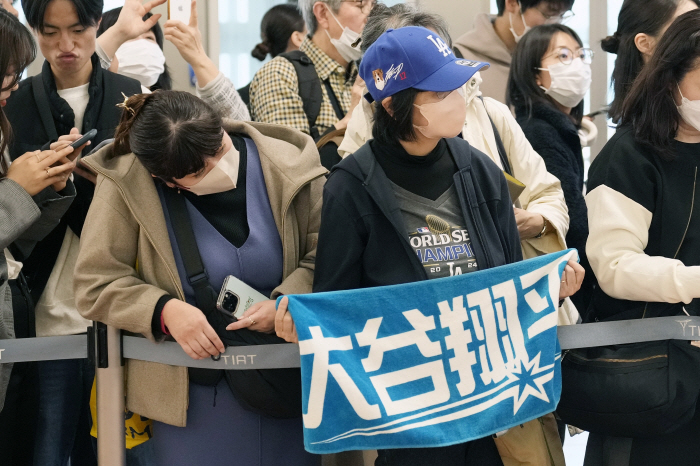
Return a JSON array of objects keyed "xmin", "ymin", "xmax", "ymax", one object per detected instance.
[{"xmin": 427, "ymin": 34, "xmax": 451, "ymax": 57}]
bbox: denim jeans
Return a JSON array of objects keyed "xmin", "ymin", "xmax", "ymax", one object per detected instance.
[{"xmin": 33, "ymin": 358, "xmax": 97, "ymax": 466}]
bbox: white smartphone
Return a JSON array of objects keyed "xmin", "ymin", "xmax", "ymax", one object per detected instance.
[
  {"xmin": 216, "ymin": 275, "xmax": 268, "ymax": 320},
  {"xmin": 168, "ymin": 0, "xmax": 191, "ymax": 24}
]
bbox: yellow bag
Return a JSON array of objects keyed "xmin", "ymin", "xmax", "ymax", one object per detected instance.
[{"xmin": 89, "ymin": 376, "xmax": 153, "ymax": 449}]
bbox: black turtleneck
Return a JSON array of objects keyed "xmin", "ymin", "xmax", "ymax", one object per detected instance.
[{"xmin": 369, "ymin": 138, "xmax": 457, "ymax": 201}]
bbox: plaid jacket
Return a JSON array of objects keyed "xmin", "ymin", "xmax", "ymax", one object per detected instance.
[{"xmin": 249, "ymin": 38, "xmax": 358, "ymax": 136}]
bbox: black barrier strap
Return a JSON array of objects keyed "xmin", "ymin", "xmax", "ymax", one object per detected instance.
[
  {"xmin": 96, "ymin": 322, "xmax": 109, "ymax": 368},
  {"xmin": 557, "ymin": 315, "xmax": 700, "ymax": 350},
  {"xmin": 122, "ymin": 336, "xmax": 301, "ymax": 370},
  {"xmin": 0, "ymin": 335, "xmax": 88, "ymax": 363}
]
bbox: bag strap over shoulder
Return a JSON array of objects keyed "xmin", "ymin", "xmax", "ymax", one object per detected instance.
[
  {"xmin": 479, "ymin": 96, "xmax": 512, "ymax": 177},
  {"xmin": 32, "ymin": 74, "xmax": 59, "ymax": 142},
  {"xmin": 161, "ymin": 188, "xmax": 218, "ymax": 313},
  {"xmin": 279, "ymin": 51, "xmax": 324, "ymax": 140}
]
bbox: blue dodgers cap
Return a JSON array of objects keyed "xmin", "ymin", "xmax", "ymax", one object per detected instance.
[{"xmin": 360, "ymin": 26, "xmax": 490, "ymax": 103}]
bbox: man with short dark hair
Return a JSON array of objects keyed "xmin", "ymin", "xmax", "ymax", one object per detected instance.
[
  {"xmin": 4, "ymin": 0, "xmax": 161, "ymax": 463},
  {"xmin": 453, "ymin": 0, "xmax": 575, "ymax": 103}
]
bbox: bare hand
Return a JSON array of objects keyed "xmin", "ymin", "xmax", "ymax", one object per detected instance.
[
  {"xmin": 7, "ymin": 146, "xmax": 76, "ymax": 195},
  {"xmin": 514, "ymin": 208, "xmax": 546, "ymax": 240},
  {"xmin": 50, "ymin": 128, "xmax": 89, "ymax": 162},
  {"xmin": 225, "ymin": 300, "xmax": 277, "ymax": 333},
  {"xmin": 162, "ymin": 299, "xmax": 225, "ymax": 359},
  {"xmin": 559, "ymin": 260, "xmax": 585, "ymax": 300},
  {"xmin": 274, "ymin": 297, "xmax": 298, "ymax": 343},
  {"xmin": 114, "ymin": 0, "xmax": 165, "ymax": 42}
]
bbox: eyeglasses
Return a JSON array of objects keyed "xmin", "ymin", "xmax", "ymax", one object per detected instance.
[
  {"xmin": 341, "ymin": 0, "xmax": 375, "ymax": 14},
  {"xmin": 535, "ymin": 7, "xmax": 575, "ymax": 23},
  {"xmin": 546, "ymin": 46, "xmax": 594, "ymax": 65}
]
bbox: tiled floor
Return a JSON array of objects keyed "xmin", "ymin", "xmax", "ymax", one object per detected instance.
[{"xmin": 563, "ymin": 430, "xmax": 589, "ymax": 466}]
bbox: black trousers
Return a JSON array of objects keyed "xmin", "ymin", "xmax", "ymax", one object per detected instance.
[
  {"xmin": 0, "ymin": 278, "xmax": 39, "ymax": 466},
  {"xmin": 375, "ymin": 436, "xmax": 504, "ymax": 466}
]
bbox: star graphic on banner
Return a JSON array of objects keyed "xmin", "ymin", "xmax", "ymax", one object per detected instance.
[{"xmin": 507, "ymin": 352, "xmax": 554, "ymax": 414}]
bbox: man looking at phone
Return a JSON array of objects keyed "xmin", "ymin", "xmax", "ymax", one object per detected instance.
[{"xmin": 3, "ymin": 0, "xmax": 162, "ymax": 463}]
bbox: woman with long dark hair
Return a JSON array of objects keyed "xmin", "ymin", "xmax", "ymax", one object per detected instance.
[
  {"xmin": 0, "ymin": 7, "xmax": 77, "ymax": 463},
  {"xmin": 585, "ymin": 9, "xmax": 700, "ymax": 464},
  {"xmin": 604, "ymin": 0, "xmax": 698, "ymax": 124}
]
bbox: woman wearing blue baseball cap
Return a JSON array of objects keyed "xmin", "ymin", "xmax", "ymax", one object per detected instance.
[{"xmin": 275, "ymin": 26, "xmax": 584, "ymax": 465}]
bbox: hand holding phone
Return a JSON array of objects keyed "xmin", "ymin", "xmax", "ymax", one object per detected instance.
[
  {"xmin": 70, "ymin": 128, "xmax": 98, "ymax": 149},
  {"xmin": 217, "ymin": 275, "xmax": 268, "ymax": 321}
]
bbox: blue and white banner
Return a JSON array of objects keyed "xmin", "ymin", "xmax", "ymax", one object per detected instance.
[{"xmin": 285, "ymin": 249, "xmax": 577, "ymax": 453}]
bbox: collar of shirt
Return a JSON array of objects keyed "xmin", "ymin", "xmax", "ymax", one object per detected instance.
[{"xmin": 300, "ymin": 37, "xmax": 358, "ymax": 84}]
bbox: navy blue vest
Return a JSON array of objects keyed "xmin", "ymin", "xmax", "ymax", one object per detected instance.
[{"xmin": 159, "ymin": 138, "xmax": 284, "ymax": 302}]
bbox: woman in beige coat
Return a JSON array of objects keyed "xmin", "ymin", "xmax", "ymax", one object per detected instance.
[{"xmin": 73, "ymin": 91, "xmax": 325, "ymax": 465}]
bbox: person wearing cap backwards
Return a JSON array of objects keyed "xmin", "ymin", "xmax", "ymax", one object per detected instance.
[{"xmin": 275, "ymin": 26, "xmax": 584, "ymax": 465}]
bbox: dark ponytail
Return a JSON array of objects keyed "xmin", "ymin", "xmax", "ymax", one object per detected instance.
[
  {"xmin": 113, "ymin": 91, "xmax": 223, "ymax": 182},
  {"xmin": 251, "ymin": 4, "xmax": 304, "ymax": 61},
  {"xmin": 0, "ymin": 8, "xmax": 36, "ymax": 177},
  {"xmin": 607, "ymin": 0, "xmax": 700, "ymax": 124}
]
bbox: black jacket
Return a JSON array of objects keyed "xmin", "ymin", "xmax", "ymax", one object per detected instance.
[
  {"xmin": 515, "ymin": 102, "xmax": 594, "ymax": 314},
  {"xmin": 313, "ymin": 137, "xmax": 523, "ymax": 293},
  {"xmin": 4, "ymin": 56, "xmax": 141, "ymax": 302},
  {"xmin": 586, "ymin": 126, "xmax": 700, "ymax": 322}
]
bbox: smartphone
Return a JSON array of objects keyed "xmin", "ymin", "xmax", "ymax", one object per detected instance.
[
  {"xmin": 168, "ymin": 0, "xmax": 191, "ymax": 24},
  {"xmin": 70, "ymin": 129, "xmax": 97, "ymax": 149},
  {"xmin": 216, "ymin": 275, "xmax": 268, "ymax": 320},
  {"xmin": 586, "ymin": 107, "xmax": 609, "ymax": 119}
]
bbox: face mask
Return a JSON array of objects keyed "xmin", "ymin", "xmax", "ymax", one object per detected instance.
[
  {"xmin": 413, "ymin": 88, "xmax": 467, "ymax": 140},
  {"xmin": 324, "ymin": 8, "xmax": 362, "ymax": 62},
  {"xmin": 185, "ymin": 145, "xmax": 240, "ymax": 196},
  {"xmin": 115, "ymin": 39, "xmax": 166, "ymax": 88},
  {"xmin": 538, "ymin": 57, "xmax": 592, "ymax": 108},
  {"xmin": 677, "ymin": 84, "xmax": 700, "ymax": 132},
  {"xmin": 509, "ymin": 4, "xmax": 531, "ymax": 43}
]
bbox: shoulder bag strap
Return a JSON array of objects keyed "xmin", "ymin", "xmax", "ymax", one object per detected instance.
[
  {"xmin": 323, "ymin": 79, "xmax": 346, "ymax": 121},
  {"xmin": 479, "ymin": 96, "xmax": 512, "ymax": 176},
  {"xmin": 32, "ymin": 74, "xmax": 59, "ymax": 142},
  {"xmin": 280, "ymin": 51, "xmax": 324, "ymax": 140},
  {"xmin": 161, "ymin": 188, "xmax": 218, "ymax": 313}
]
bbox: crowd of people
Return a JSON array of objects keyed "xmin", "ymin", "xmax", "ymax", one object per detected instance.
[{"xmin": 1, "ymin": 0, "xmax": 700, "ymax": 465}]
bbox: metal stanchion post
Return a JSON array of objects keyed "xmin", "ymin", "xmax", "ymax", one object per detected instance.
[{"xmin": 95, "ymin": 323, "xmax": 126, "ymax": 466}]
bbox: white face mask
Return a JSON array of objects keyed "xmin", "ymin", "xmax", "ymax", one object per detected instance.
[
  {"xmin": 538, "ymin": 57, "xmax": 592, "ymax": 108},
  {"xmin": 324, "ymin": 8, "xmax": 362, "ymax": 62},
  {"xmin": 413, "ymin": 88, "xmax": 467, "ymax": 140},
  {"xmin": 509, "ymin": 5, "xmax": 531, "ymax": 43},
  {"xmin": 115, "ymin": 39, "xmax": 166, "ymax": 88},
  {"xmin": 185, "ymin": 145, "xmax": 240, "ymax": 196},
  {"xmin": 677, "ymin": 84, "xmax": 700, "ymax": 132}
]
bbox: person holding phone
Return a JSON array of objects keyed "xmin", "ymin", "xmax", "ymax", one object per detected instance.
[
  {"xmin": 73, "ymin": 90, "xmax": 325, "ymax": 465},
  {"xmin": 3, "ymin": 0, "xmax": 155, "ymax": 462},
  {"xmin": 0, "ymin": 8, "xmax": 78, "ymax": 464}
]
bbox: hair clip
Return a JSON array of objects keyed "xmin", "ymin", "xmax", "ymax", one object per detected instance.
[{"xmin": 116, "ymin": 92, "xmax": 135, "ymax": 116}]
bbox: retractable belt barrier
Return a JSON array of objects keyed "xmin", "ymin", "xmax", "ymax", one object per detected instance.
[
  {"xmin": 3, "ymin": 316, "xmax": 700, "ymax": 466},
  {"xmin": 3, "ymin": 316, "xmax": 700, "ymax": 366}
]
